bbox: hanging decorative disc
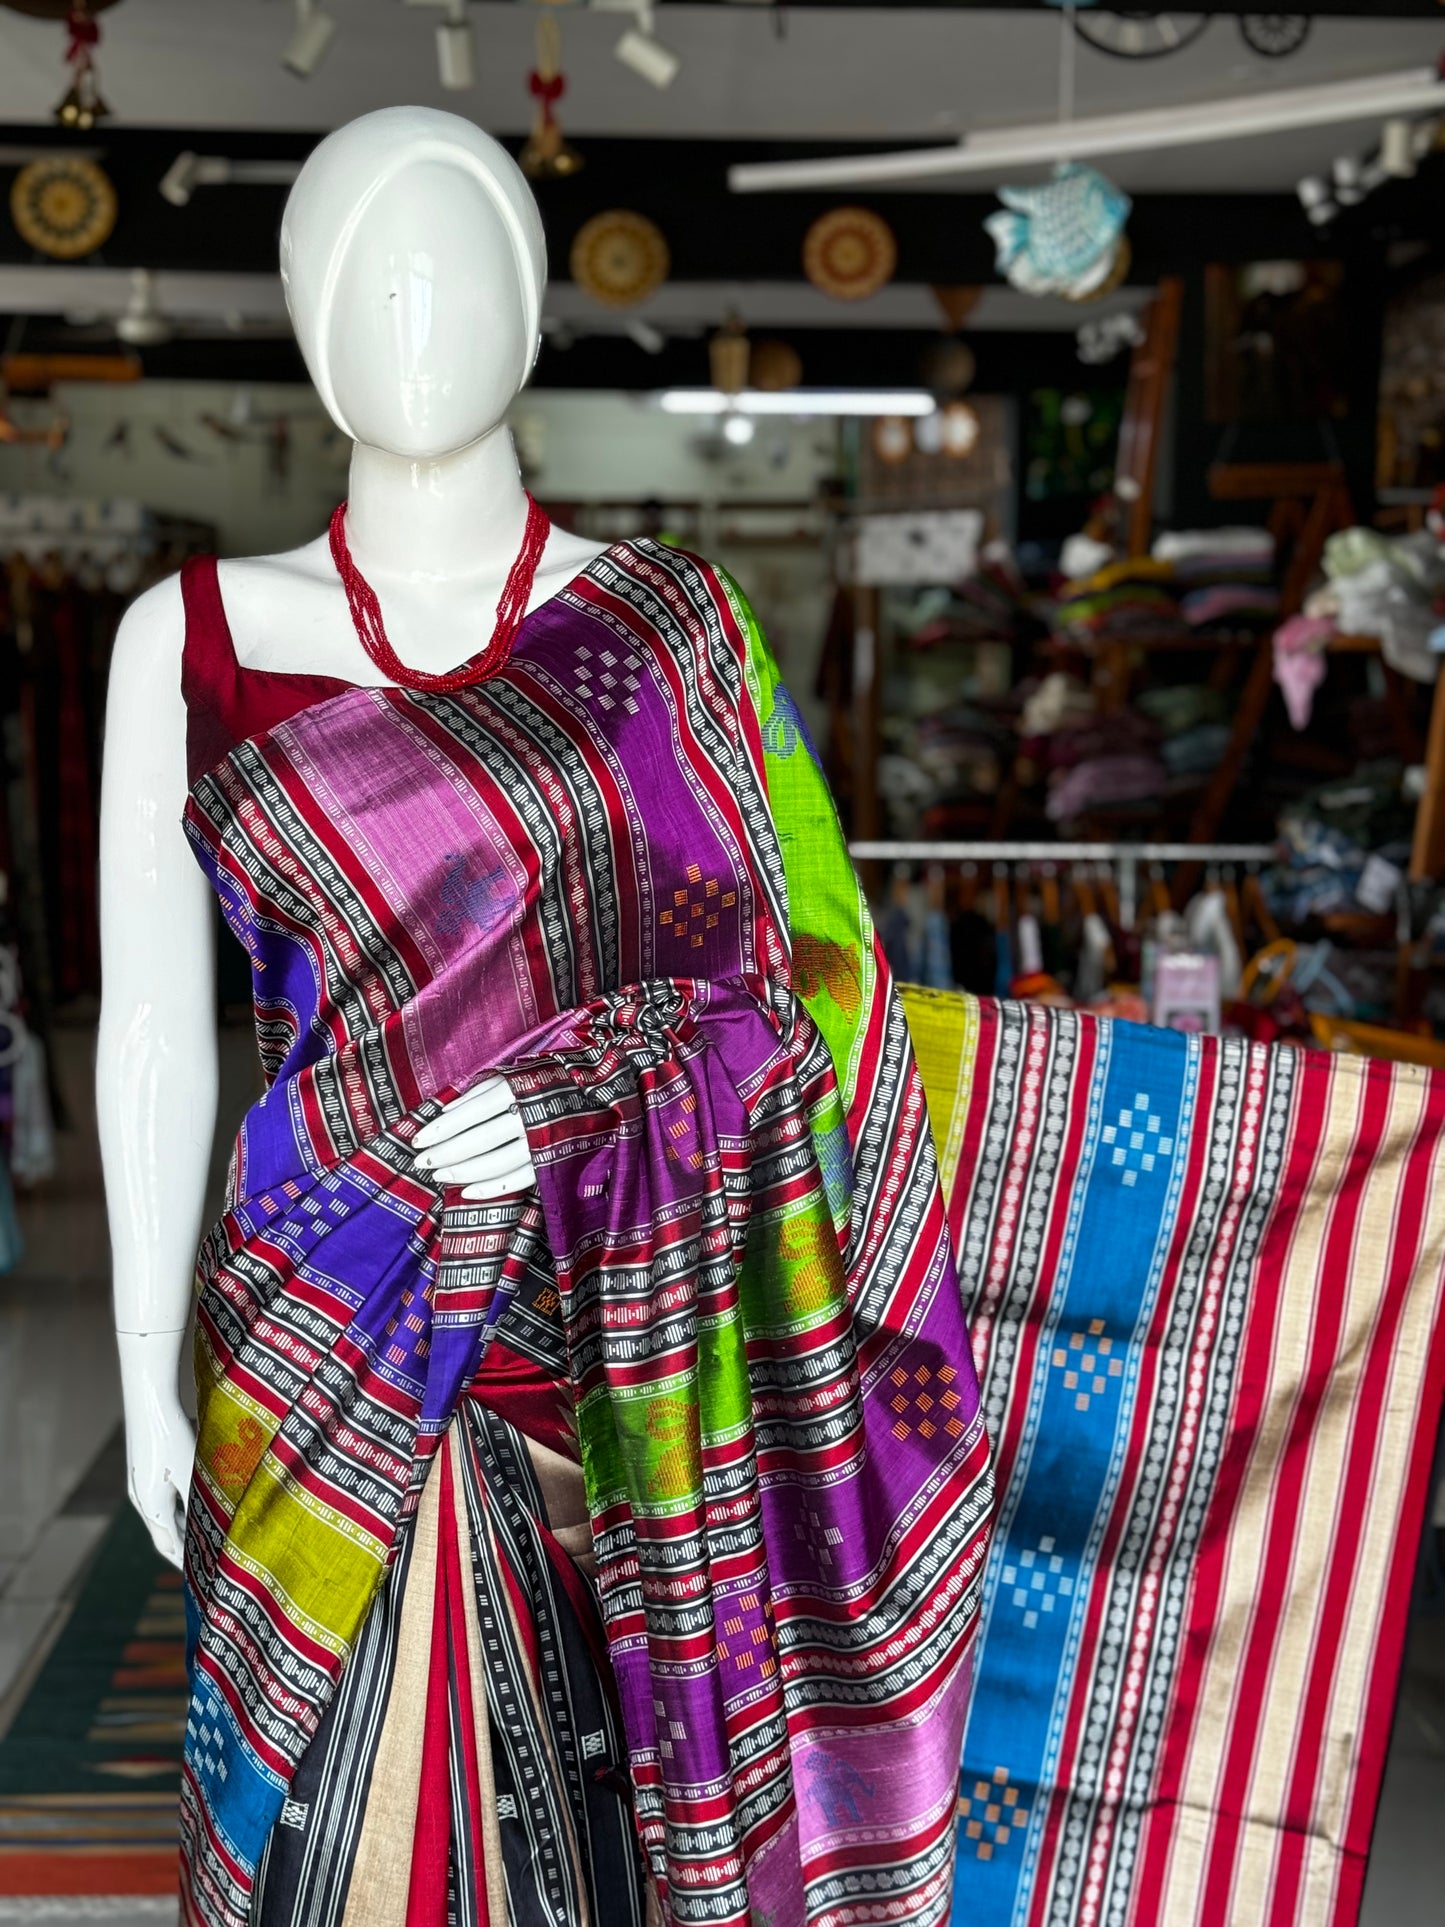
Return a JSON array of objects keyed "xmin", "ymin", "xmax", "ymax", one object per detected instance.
[
  {"xmin": 871, "ymin": 416, "xmax": 913, "ymax": 465},
  {"xmin": 749, "ymin": 338, "xmax": 802, "ymax": 393},
  {"xmin": 10, "ymin": 155, "xmax": 117, "ymax": 260},
  {"xmin": 939, "ymin": 402, "xmax": 981, "ymax": 460},
  {"xmin": 1238, "ymin": 15, "xmax": 1311, "ymax": 59},
  {"xmin": 1074, "ymin": 13, "xmax": 1210, "ymax": 60},
  {"xmin": 803, "ymin": 206, "xmax": 898, "ymax": 302},
  {"xmin": 919, "ymin": 336, "xmax": 976, "ymax": 397},
  {"xmin": 569, "ymin": 210, "xmax": 669, "ymax": 309}
]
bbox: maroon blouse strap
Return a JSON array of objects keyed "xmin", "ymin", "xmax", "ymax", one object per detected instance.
[
  {"xmin": 180, "ymin": 556, "xmax": 243, "ymax": 789},
  {"xmin": 178, "ymin": 556, "xmax": 355, "ymax": 788}
]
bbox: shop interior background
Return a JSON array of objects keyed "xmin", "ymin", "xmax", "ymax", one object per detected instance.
[{"xmin": 1, "ymin": 4, "xmax": 1444, "ymax": 1924}]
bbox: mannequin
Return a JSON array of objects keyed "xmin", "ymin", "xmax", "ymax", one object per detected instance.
[
  {"xmin": 96, "ymin": 106, "xmax": 990, "ymax": 1927},
  {"xmin": 98, "ymin": 107, "xmax": 602, "ymax": 1569}
]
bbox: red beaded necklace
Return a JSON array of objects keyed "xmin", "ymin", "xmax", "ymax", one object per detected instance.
[{"xmin": 327, "ymin": 493, "xmax": 551, "ymax": 692}]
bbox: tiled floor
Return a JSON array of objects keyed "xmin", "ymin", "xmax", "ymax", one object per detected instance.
[{"xmin": 0, "ymin": 1022, "xmax": 1442, "ymax": 1923}]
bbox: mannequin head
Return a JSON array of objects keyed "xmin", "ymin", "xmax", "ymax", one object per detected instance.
[{"xmin": 281, "ymin": 107, "xmax": 547, "ymax": 460}]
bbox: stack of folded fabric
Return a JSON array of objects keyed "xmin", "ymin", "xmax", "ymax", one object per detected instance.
[
  {"xmin": 1135, "ymin": 683, "xmax": 1233, "ymax": 782},
  {"xmin": 879, "ymin": 703, "xmax": 1014, "ymax": 836},
  {"xmin": 1050, "ymin": 555, "xmax": 1184, "ymax": 647},
  {"xmin": 1019, "ymin": 670, "xmax": 1096, "ymax": 738},
  {"xmin": 1038, "ymin": 706, "xmax": 1168, "ymax": 822},
  {"xmin": 1152, "ymin": 526, "xmax": 1279, "ymax": 634},
  {"xmin": 1046, "ymin": 754, "xmax": 1165, "ymax": 820}
]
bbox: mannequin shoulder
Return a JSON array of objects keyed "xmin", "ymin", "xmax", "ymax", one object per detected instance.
[
  {"xmin": 216, "ymin": 539, "xmax": 346, "ymax": 669},
  {"xmin": 109, "ymin": 573, "xmax": 186, "ymax": 694},
  {"xmin": 218, "ymin": 539, "xmax": 335, "ymax": 600},
  {"xmin": 533, "ymin": 525, "xmax": 609, "ymax": 603}
]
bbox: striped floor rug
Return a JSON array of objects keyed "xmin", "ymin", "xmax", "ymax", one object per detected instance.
[
  {"xmin": 903, "ymin": 988, "xmax": 1445, "ymax": 1927},
  {"xmin": 0, "ymin": 1512, "xmax": 181, "ymax": 1895}
]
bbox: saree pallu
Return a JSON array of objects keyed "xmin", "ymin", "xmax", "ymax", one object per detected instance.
[
  {"xmin": 902, "ymin": 989, "xmax": 1445, "ymax": 1927},
  {"xmin": 177, "ymin": 541, "xmax": 993, "ymax": 1927}
]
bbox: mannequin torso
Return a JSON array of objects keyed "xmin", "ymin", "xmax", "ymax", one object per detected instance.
[{"xmin": 97, "ymin": 107, "xmax": 602, "ymax": 1565}]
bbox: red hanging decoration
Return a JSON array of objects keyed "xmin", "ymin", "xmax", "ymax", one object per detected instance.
[
  {"xmin": 327, "ymin": 495, "xmax": 552, "ymax": 693},
  {"xmin": 519, "ymin": 13, "xmax": 583, "ymax": 180},
  {"xmin": 54, "ymin": 2, "xmax": 111, "ymax": 130}
]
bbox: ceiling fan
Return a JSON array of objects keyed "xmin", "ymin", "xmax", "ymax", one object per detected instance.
[{"xmin": 59, "ymin": 269, "xmax": 294, "ymax": 345}]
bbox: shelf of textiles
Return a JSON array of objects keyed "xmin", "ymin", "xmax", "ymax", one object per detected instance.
[
  {"xmin": 866, "ymin": 525, "xmax": 1287, "ymax": 849},
  {"xmin": 1029, "ymin": 525, "xmax": 1282, "ymax": 842},
  {"xmin": 855, "ymin": 838, "xmax": 1445, "ymax": 1065},
  {"xmin": 871, "ymin": 554, "xmax": 1045, "ymax": 843}
]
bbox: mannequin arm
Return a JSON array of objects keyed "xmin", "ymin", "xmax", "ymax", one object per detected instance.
[{"xmin": 97, "ymin": 579, "xmax": 217, "ymax": 1569}]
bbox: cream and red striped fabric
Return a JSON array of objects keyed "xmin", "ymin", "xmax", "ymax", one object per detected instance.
[{"xmin": 902, "ymin": 989, "xmax": 1445, "ymax": 1927}]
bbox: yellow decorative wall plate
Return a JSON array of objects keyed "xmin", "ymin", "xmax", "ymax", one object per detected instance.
[
  {"xmin": 570, "ymin": 209, "xmax": 669, "ymax": 309},
  {"xmin": 803, "ymin": 206, "xmax": 897, "ymax": 302},
  {"xmin": 10, "ymin": 156, "xmax": 118, "ymax": 260}
]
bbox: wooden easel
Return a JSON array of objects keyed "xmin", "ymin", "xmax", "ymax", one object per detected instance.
[
  {"xmin": 1410, "ymin": 670, "xmax": 1445, "ymax": 881},
  {"xmin": 1116, "ymin": 278, "xmax": 1184, "ymax": 558},
  {"xmin": 1176, "ymin": 461, "xmax": 1356, "ymax": 879}
]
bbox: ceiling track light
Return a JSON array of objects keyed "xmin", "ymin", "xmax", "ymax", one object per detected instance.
[
  {"xmin": 403, "ymin": 0, "xmax": 476, "ymax": 91},
  {"xmin": 730, "ymin": 67, "xmax": 1445, "ymax": 193},
  {"xmin": 437, "ymin": 0, "xmax": 475, "ymax": 92},
  {"xmin": 158, "ymin": 153, "xmax": 302, "ymax": 208},
  {"xmin": 283, "ymin": 0, "xmax": 338, "ymax": 80},
  {"xmin": 593, "ymin": 0, "xmax": 681, "ymax": 91}
]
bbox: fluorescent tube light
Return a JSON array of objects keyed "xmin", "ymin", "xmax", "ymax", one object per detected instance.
[
  {"xmin": 659, "ymin": 389, "xmax": 937, "ymax": 417},
  {"xmin": 729, "ymin": 67, "xmax": 1445, "ymax": 192}
]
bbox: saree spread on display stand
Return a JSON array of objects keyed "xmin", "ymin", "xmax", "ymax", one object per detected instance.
[
  {"xmin": 903, "ymin": 988, "xmax": 1445, "ymax": 1927},
  {"xmin": 176, "ymin": 540, "xmax": 994, "ymax": 1927}
]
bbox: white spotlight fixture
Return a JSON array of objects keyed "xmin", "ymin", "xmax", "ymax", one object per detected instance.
[
  {"xmin": 436, "ymin": 0, "xmax": 475, "ymax": 91},
  {"xmin": 159, "ymin": 151, "xmax": 200, "ymax": 207},
  {"xmin": 1296, "ymin": 174, "xmax": 1334, "ymax": 226},
  {"xmin": 283, "ymin": 0, "xmax": 337, "ymax": 80},
  {"xmin": 659, "ymin": 389, "xmax": 936, "ymax": 418},
  {"xmin": 158, "ymin": 152, "xmax": 303, "ymax": 207},
  {"xmin": 625, "ymin": 317, "xmax": 666, "ymax": 355},
  {"xmin": 1380, "ymin": 117, "xmax": 1418, "ymax": 178},
  {"xmin": 595, "ymin": 0, "xmax": 680, "ymax": 90},
  {"xmin": 722, "ymin": 413, "xmax": 755, "ymax": 446}
]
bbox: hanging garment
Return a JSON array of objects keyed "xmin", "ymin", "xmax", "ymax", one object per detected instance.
[
  {"xmin": 0, "ymin": 1151, "xmax": 20, "ymax": 1273},
  {"xmin": 176, "ymin": 543, "xmax": 993, "ymax": 1927},
  {"xmin": 901, "ymin": 986, "xmax": 1445, "ymax": 1927}
]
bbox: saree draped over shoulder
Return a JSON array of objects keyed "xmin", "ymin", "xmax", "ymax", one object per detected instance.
[{"xmin": 177, "ymin": 540, "xmax": 994, "ymax": 1927}]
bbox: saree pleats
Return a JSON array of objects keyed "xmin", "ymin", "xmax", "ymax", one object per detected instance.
[{"xmin": 253, "ymin": 1403, "xmax": 643, "ymax": 1927}]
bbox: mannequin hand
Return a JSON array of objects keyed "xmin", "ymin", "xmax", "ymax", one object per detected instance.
[
  {"xmin": 412, "ymin": 1075, "xmax": 535, "ymax": 1199},
  {"xmin": 116, "ymin": 1329, "xmax": 195, "ymax": 1571}
]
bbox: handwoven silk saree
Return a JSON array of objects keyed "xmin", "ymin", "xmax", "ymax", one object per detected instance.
[
  {"xmin": 903, "ymin": 987, "xmax": 1445, "ymax": 1927},
  {"xmin": 178, "ymin": 542, "xmax": 993, "ymax": 1927}
]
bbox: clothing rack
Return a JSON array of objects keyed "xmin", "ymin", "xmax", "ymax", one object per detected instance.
[{"xmin": 849, "ymin": 839, "xmax": 1276, "ymax": 931}]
